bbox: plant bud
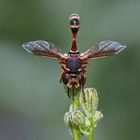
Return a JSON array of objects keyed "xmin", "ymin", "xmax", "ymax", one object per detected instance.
[
  {"xmin": 93, "ymin": 111, "xmax": 103, "ymax": 128},
  {"xmin": 69, "ymin": 109, "xmax": 84, "ymax": 126},
  {"xmin": 64, "ymin": 112, "xmax": 70, "ymax": 126},
  {"xmin": 80, "ymin": 88, "xmax": 99, "ymax": 117}
]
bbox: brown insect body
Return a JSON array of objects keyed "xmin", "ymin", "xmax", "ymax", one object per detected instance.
[
  {"xmin": 60, "ymin": 53, "xmax": 87, "ymax": 98},
  {"xmin": 59, "ymin": 14, "xmax": 88, "ymax": 98},
  {"xmin": 22, "ymin": 13, "xmax": 126, "ymax": 99}
]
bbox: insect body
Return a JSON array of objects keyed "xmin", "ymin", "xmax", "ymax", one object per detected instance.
[{"xmin": 22, "ymin": 14, "xmax": 126, "ymax": 99}]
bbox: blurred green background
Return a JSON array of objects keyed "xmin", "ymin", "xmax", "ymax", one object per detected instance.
[{"xmin": 0, "ymin": 0, "xmax": 140, "ymax": 140}]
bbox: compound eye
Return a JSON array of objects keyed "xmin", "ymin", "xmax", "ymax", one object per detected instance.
[
  {"xmin": 69, "ymin": 13, "xmax": 80, "ymax": 26},
  {"xmin": 69, "ymin": 18, "xmax": 80, "ymax": 26}
]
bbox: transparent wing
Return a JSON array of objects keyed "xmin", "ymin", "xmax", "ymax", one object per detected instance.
[
  {"xmin": 22, "ymin": 40, "xmax": 67, "ymax": 60},
  {"xmin": 80, "ymin": 40, "xmax": 126, "ymax": 60}
]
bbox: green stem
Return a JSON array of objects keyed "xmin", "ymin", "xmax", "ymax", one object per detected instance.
[
  {"xmin": 72, "ymin": 98, "xmax": 80, "ymax": 140},
  {"xmin": 87, "ymin": 117, "xmax": 94, "ymax": 140},
  {"xmin": 87, "ymin": 128, "xmax": 94, "ymax": 140},
  {"xmin": 72, "ymin": 126, "xmax": 80, "ymax": 140}
]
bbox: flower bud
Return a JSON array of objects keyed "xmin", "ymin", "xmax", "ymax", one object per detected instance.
[
  {"xmin": 64, "ymin": 104, "xmax": 84, "ymax": 127},
  {"xmin": 80, "ymin": 88, "xmax": 99, "ymax": 116},
  {"xmin": 64, "ymin": 112, "xmax": 70, "ymax": 126},
  {"xmin": 85, "ymin": 116, "xmax": 91, "ymax": 128},
  {"xmin": 79, "ymin": 117, "xmax": 91, "ymax": 135},
  {"xmin": 69, "ymin": 109, "xmax": 84, "ymax": 126},
  {"xmin": 93, "ymin": 111, "xmax": 103, "ymax": 128}
]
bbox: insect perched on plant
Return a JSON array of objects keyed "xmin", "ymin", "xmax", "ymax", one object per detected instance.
[{"xmin": 22, "ymin": 13, "xmax": 126, "ymax": 100}]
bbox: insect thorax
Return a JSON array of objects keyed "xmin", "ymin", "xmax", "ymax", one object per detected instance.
[{"xmin": 66, "ymin": 58, "xmax": 82, "ymax": 72}]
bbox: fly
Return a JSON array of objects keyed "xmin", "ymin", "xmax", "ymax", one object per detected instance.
[{"xmin": 22, "ymin": 13, "xmax": 126, "ymax": 100}]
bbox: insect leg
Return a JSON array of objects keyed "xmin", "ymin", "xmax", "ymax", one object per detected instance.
[
  {"xmin": 67, "ymin": 87, "xmax": 70, "ymax": 98},
  {"xmin": 72, "ymin": 85, "xmax": 75, "ymax": 100},
  {"xmin": 59, "ymin": 60, "xmax": 66, "ymax": 64},
  {"xmin": 82, "ymin": 61, "xmax": 89, "ymax": 65},
  {"xmin": 81, "ymin": 86, "xmax": 86, "ymax": 102}
]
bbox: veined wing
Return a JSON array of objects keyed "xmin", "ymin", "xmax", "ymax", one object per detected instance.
[
  {"xmin": 80, "ymin": 40, "xmax": 126, "ymax": 60},
  {"xmin": 22, "ymin": 40, "xmax": 67, "ymax": 60}
]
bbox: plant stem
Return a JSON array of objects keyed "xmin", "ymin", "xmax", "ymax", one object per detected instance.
[
  {"xmin": 87, "ymin": 127, "xmax": 94, "ymax": 140},
  {"xmin": 72, "ymin": 98, "xmax": 80, "ymax": 140},
  {"xmin": 87, "ymin": 117, "xmax": 94, "ymax": 140},
  {"xmin": 72, "ymin": 126, "xmax": 80, "ymax": 140}
]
